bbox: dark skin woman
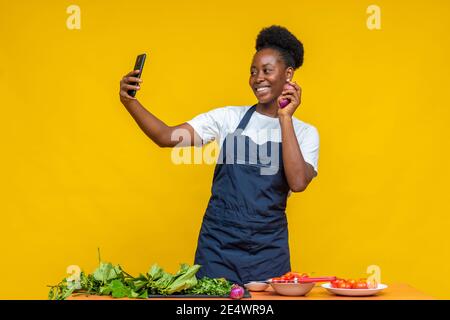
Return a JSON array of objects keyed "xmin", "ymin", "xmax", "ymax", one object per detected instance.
[{"xmin": 119, "ymin": 47, "xmax": 315, "ymax": 192}]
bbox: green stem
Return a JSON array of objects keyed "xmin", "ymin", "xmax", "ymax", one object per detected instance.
[
  {"xmin": 119, "ymin": 265, "xmax": 135, "ymax": 279},
  {"xmin": 97, "ymin": 247, "xmax": 102, "ymax": 264}
]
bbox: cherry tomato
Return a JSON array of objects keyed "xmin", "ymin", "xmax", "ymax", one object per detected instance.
[
  {"xmin": 347, "ymin": 279, "xmax": 357, "ymax": 288},
  {"xmin": 283, "ymin": 272, "xmax": 293, "ymax": 279},
  {"xmin": 354, "ymin": 281, "xmax": 369, "ymax": 289},
  {"xmin": 281, "ymin": 271, "xmax": 309, "ymax": 282},
  {"xmin": 331, "ymin": 280, "xmax": 340, "ymax": 288},
  {"xmin": 332, "ymin": 278, "xmax": 345, "ymax": 288},
  {"xmin": 275, "ymin": 272, "xmax": 313, "ymax": 283}
]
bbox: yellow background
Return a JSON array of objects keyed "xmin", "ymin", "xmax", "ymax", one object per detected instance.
[{"xmin": 1, "ymin": 0, "xmax": 449, "ymax": 299}]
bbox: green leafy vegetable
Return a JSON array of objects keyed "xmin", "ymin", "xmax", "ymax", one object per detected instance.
[
  {"xmin": 164, "ymin": 264, "xmax": 200, "ymax": 294},
  {"xmin": 184, "ymin": 277, "xmax": 232, "ymax": 296},
  {"xmin": 47, "ymin": 251, "xmax": 230, "ymax": 300},
  {"xmin": 109, "ymin": 279, "xmax": 131, "ymax": 298},
  {"xmin": 93, "ymin": 262, "xmax": 122, "ymax": 283}
]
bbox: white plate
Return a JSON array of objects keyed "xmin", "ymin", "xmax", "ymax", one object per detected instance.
[
  {"xmin": 321, "ymin": 283, "xmax": 388, "ymax": 297},
  {"xmin": 244, "ymin": 281, "xmax": 269, "ymax": 292}
]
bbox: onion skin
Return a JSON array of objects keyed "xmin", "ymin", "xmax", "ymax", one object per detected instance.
[
  {"xmin": 229, "ymin": 284, "xmax": 245, "ymax": 299},
  {"xmin": 279, "ymin": 99, "xmax": 290, "ymax": 108},
  {"xmin": 279, "ymin": 83, "xmax": 295, "ymax": 108}
]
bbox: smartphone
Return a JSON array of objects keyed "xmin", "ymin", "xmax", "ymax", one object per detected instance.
[{"xmin": 128, "ymin": 53, "xmax": 146, "ymax": 97}]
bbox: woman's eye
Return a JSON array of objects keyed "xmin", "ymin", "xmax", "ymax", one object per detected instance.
[{"xmin": 250, "ymin": 70, "xmax": 271, "ymax": 75}]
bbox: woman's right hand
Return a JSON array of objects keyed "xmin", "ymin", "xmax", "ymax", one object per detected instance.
[
  {"xmin": 118, "ymin": 70, "xmax": 201, "ymax": 147},
  {"xmin": 119, "ymin": 70, "xmax": 143, "ymax": 102}
]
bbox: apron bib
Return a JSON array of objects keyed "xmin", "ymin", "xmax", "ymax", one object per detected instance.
[{"xmin": 194, "ymin": 105, "xmax": 291, "ymax": 284}]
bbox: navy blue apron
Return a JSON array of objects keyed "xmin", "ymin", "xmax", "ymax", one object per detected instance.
[{"xmin": 194, "ymin": 105, "xmax": 291, "ymax": 285}]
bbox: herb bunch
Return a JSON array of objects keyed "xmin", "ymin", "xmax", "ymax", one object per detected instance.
[{"xmin": 48, "ymin": 256, "xmax": 232, "ymax": 300}]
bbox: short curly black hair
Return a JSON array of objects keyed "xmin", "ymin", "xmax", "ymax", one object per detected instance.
[{"xmin": 255, "ymin": 25, "xmax": 304, "ymax": 70}]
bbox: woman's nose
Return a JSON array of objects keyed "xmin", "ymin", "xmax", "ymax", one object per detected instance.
[{"xmin": 255, "ymin": 71, "xmax": 266, "ymax": 82}]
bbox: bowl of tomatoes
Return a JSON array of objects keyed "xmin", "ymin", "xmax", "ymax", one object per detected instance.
[
  {"xmin": 322, "ymin": 278, "xmax": 387, "ymax": 297},
  {"xmin": 268, "ymin": 272, "xmax": 336, "ymax": 296}
]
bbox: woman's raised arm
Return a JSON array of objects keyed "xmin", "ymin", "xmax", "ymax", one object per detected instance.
[{"xmin": 119, "ymin": 70, "xmax": 201, "ymax": 148}]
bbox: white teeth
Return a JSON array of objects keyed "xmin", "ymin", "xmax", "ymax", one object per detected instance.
[{"xmin": 256, "ymin": 87, "xmax": 269, "ymax": 92}]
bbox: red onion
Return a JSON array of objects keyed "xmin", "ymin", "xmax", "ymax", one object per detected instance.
[
  {"xmin": 279, "ymin": 83, "xmax": 295, "ymax": 108},
  {"xmin": 229, "ymin": 284, "xmax": 245, "ymax": 299}
]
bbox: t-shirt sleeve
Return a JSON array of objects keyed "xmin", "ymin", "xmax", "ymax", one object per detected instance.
[
  {"xmin": 297, "ymin": 125, "xmax": 320, "ymax": 174},
  {"xmin": 186, "ymin": 107, "xmax": 227, "ymax": 145}
]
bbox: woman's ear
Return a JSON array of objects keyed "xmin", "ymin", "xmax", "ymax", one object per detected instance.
[{"xmin": 286, "ymin": 67, "xmax": 294, "ymax": 81}]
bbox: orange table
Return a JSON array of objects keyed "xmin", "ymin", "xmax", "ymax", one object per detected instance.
[{"xmin": 68, "ymin": 283, "xmax": 434, "ymax": 300}]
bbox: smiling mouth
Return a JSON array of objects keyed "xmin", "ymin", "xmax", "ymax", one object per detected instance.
[{"xmin": 255, "ymin": 86, "xmax": 270, "ymax": 94}]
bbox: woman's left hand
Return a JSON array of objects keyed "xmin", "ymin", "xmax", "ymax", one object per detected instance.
[{"xmin": 277, "ymin": 80, "xmax": 302, "ymax": 118}]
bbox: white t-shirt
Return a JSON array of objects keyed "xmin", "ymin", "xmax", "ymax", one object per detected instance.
[{"xmin": 187, "ymin": 106, "xmax": 320, "ymax": 174}]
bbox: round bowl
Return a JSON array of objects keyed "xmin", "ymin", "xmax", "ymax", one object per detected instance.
[
  {"xmin": 244, "ymin": 281, "xmax": 269, "ymax": 292},
  {"xmin": 269, "ymin": 282, "xmax": 315, "ymax": 296}
]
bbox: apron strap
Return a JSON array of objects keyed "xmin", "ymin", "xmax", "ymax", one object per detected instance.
[{"xmin": 236, "ymin": 105, "xmax": 257, "ymax": 131}]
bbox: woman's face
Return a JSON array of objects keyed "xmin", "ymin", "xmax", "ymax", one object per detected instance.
[{"xmin": 249, "ymin": 48, "xmax": 293, "ymax": 104}]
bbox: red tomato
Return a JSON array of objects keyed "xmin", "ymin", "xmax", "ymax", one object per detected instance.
[
  {"xmin": 332, "ymin": 279, "xmax": 345, "ymax": 288},
  {"xmin": 330, "ymin": 280, "xmax": 339, "ymax": 288},
  {"xmin": 337, "ymin": 281, "xmax": 350, "ymax": 289},
  {"xmin": 285, "ymin": 272, "xmax": 308, "ymax": 278},
  {"xmin": 281, "ymin": 271, "xmax": 308, "ymax": 282},
  {"xmin": 347, "ymin": 279, "xmax": 357, "ymax": 288},
  {"xmin": 354, "ymin": 281, "xmax": 369, "ymax": 289},
  {"xmin": 282, "ymin": 273, "xmax": 294, "ymax": 281}
]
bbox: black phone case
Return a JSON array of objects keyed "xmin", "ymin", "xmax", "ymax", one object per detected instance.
[{"xmin": 128, "ymin": 53, "xmax": 146, "ymax": 97}]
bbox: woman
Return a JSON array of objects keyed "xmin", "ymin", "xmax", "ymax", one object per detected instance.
[{"xmin": 119, "ymin": 25, "xmax": 319, "ymax": 285}]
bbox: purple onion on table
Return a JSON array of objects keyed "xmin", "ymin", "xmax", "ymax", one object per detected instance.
[{"xmin": 229, "ymin": 284, "xmax": 245, "ymax": 299}]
